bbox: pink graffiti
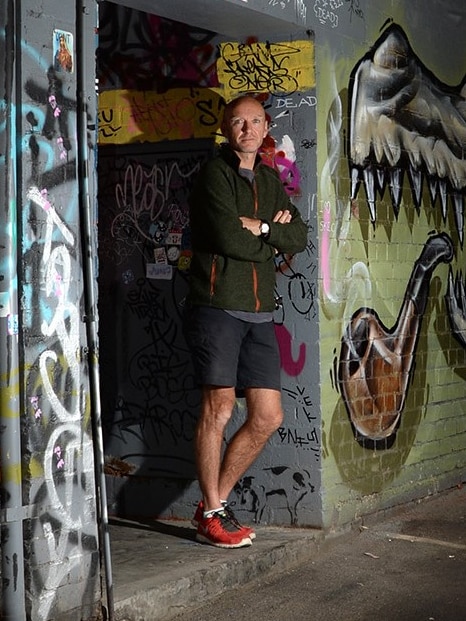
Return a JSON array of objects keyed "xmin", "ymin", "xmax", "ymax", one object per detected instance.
[
  {"xmin": 260, "ymin": 136, "xmax": 301, "ymax": 196},
  {"xmin": 31, "ymin": 396, "xmax": 42, "ymax": 420},
  {"xmin": 40, "ymin": 188, "xmax": 51, "ymax": 211},
  {"xmin": 57, "ymin": 137, "xmax": 67, "ymax": 160},
  {"xmin": 275, "ymin": 324, "xmax": 306, "ymax": 376},
  {"xmin": 54, "ymin": 273, "xmax": 63, "ymax": 299},
  {"xmin": 146, "ymin": 14, "xmax": 218, "ymax": 86},
  {"xmin": 48, "ymin": 95, "xmax": 61, "ymax": 117},
  {"xmin": 321, "ymin": 201, "xmax": 331, "ymax": 296},
  {"xmin": 274, "ymin": 152, "xmax": 301, "ymax": 195},
  {"xmin": 54, "ymin": 445, "xmax": 65, "ymax": 469}
]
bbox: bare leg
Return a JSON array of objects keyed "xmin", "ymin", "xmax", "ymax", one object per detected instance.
[
  {"xmin": 218, "ymin": 387, "xmax": 283, "ymax": 502},
  {"xmin": 195, "ymin": 385, "xmax": 236, "ymax": 512}
]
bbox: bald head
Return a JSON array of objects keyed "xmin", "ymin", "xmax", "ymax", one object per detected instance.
[
  {"xmin": 222, "ymin": 95, "xmax": 265, "ymax": 122},
  {"xmin": 221, "ymin": 96, "xmax": 268, "ymax": 166}
]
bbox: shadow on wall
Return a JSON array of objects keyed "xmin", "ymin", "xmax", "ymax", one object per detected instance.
[
  {"xmin": 97, "ymin": 140, "xmax": 212, "ymax": 519},
  {"xmin": 105, "ymin": 468, "xmax": 198, "ymax": 520}
]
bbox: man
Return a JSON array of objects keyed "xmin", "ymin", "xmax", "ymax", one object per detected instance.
[{"xmin": 184, "ymin": 95, "xmax": 308, "ymax": 548}]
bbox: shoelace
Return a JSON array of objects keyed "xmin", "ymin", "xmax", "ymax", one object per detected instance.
[
  {"xmin": 208, "ymin": 510, "xmax": 243, "ymax": 534},
  {"xmin": 222, "ymin": 506, "xmax": 245, "ymax": 531}
]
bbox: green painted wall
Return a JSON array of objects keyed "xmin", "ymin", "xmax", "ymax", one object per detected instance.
[{"xmin": 314, "ymin": 0, "xmax": 466, "ymax": 528}]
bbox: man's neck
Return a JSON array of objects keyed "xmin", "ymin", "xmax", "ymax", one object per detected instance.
[{"xmin": 234, "ymin": 150, "xmax": 257, "ymax": 170}]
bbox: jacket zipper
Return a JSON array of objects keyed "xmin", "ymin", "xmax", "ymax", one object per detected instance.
[
  {"xmin": 209, "ymin": 254, "xmax": 217, "ymax": 300},
  {"xmin": 251, "ymin": 178, "xmax": 261, "ymax": 311},
  {"xmin": 252, "ymin": 262, "xmax": 260, "ymax": 311}
]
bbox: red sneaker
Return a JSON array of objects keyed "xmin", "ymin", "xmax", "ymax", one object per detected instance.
[
  {"xmin": 191, "ymin": 501, "xmax": 204, "ymax": 528},
  {"xmin": 192, "ymin": 501, "xmax": 256, "ymax": 540},
  {"xmin": 196, "ymin": 510, "xmax": 252, "ymax": 549},
  {"xmin": 223, "ymin": 504, "xmax": 256, "ymax": 540}
]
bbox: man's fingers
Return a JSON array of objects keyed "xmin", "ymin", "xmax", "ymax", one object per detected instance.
[{"xmin": 273, "ymin": 210, "xmax": 292, "ymax": 224}]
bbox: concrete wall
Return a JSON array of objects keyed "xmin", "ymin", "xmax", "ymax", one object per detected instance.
[
  {"xmin": 0, "ymin": 1, "xmax": 102, "ymax": 620},
  {"xmin": 96, "ymin": 3, "xmax": 322, "ymax": 526},
  {"xmin": 313, "ymin": 1, "xmax": 466, "ymax": 527}
]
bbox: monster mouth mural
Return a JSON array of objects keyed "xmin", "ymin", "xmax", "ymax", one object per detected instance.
[
  {"xmin": 339, "ymin": 24, "xmax": 466, "ymax": 444},
  {"xmin": 349, "ymin": 24, "xmax": 466, "ymax": 243}
]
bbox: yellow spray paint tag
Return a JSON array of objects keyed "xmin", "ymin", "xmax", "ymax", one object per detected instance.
[{"xmin": 217, "ymin": 40, "xmax": 315, "ymax": 101}]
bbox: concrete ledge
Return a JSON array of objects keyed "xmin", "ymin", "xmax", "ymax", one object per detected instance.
[{"xmin": 109, "ymin": 519, "xmax": 325, "ymax": 621}]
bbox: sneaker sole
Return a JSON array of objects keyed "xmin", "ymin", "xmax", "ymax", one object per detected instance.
[
  {"xmin": 195, "ymin": 533, "xmax": 252, "ymax": 548},
  {"xmin": 192, "ymin": 517, "xmax": 256, "ymax": 540}
]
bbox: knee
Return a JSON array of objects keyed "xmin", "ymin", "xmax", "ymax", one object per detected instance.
[
  {"xmin": 200, "ymin": 390, "xmax": 236, "ymax": 429},
  {"xmin": 269, "ymin": 408, "xmax": 284, "ymax": 433},
  {"xmin": 253, "ymin": 407, "xmax": 284, "ymax": 438}
]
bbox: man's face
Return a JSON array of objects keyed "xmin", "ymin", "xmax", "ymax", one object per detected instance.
[{"xmin": 222, "ymin": 98, "xmax": 269, "ymax": 155}]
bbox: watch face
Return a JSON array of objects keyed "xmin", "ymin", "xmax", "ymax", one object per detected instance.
[{"xmin": 261, "ymin": 222, "xmax": 270, "ymax": 235}]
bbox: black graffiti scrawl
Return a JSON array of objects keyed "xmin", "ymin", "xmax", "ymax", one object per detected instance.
[{"xmin": 446, "ymin": 268, "xmax": 466, "ymax": 348}]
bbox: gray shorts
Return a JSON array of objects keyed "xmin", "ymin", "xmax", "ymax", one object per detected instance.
[{"xmin": 183, "ymin": 305, "xmax": 281, "ymax": 392}]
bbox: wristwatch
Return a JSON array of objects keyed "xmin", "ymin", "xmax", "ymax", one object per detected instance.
[{"xmin": 259, "ymin": 220, "xmax": 270, "ymax": 239}]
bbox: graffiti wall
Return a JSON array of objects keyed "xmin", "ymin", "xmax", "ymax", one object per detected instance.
[
  {"xmin": 97, "ymin": 4, "xmax": 320, "ymax": 526},
  {"xmin": 315, "ymin": 1, "xmax": 466, "ymax": 526},
  {"xmin": 0, "ymin": 2, "xmax": 101, "ymax": 620}
]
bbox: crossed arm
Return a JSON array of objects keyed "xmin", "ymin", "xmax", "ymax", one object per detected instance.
[{"xmin": 239, "ymin": 210, "xmax": 292, "ymax": 236}]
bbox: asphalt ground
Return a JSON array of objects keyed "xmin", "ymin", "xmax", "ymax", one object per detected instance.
[{"xmin": 108, "ymin": 484, "xmax": 466, "ymax": 621}]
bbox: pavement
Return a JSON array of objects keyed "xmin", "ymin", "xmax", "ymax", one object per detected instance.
[{"xmin": 105, "ymin": 484, "xmax": 466, "ymax": 621}]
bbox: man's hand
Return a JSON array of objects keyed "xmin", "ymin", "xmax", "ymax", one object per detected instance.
[
  {"xmin": 239, "ymin": 210, "xmax": 292, "ymax": 236},
  {"xmin": 272, "ymin": 210, "xmax": 291, "ymax": 224},
  {"xmin": 239, "ymin": 216, "xmax": 262, "ymax": 236}
]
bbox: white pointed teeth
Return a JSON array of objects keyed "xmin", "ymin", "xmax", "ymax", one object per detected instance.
[
  {"xmin": 353, "ymin": 163, "xmax": 464, "ymax": 244},
  {"xmin": 389, "ymin": 168, "xmax": 403, "ymax": 217},
  {"xmin": 362, "ymin": 165, "xmax": 376, "ymax": 222},
  {"xmin": 451, "ymin": 193, "xmax": 464, "ymax": 246},
  {"xmin": 351, "ymin": 166, "xmax": 361, "ymax": 201}
]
